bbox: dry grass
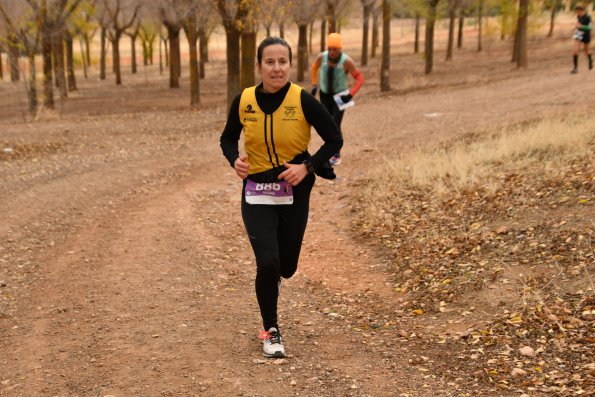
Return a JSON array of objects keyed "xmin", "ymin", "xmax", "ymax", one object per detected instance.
[{"xmin": 375, "ymin": 114, "xmax": 594, "ymax": 195}]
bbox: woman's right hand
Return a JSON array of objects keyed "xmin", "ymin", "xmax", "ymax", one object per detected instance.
[{"xmin": 234, "ymin": 155, "xmax": 250, "ymax": 179}]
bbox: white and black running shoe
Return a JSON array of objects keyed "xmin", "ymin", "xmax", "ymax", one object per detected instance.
[{"xmin": 261, "ymin": 327, "xmax": 285, "ymax": 358}]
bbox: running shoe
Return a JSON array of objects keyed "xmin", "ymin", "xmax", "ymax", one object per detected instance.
[
  {"xmin": 571, "ymin": 68, "xmax": 578, "ymax": 74},
  {"xmin": 329, "ymin": 155, "xmax": 342, "ymax": 166},
  {"xmin": 261, "ymin": 327, "xmax": 285, "ymax": 358}
]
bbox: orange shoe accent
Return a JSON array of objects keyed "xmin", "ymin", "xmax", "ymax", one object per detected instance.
[{"xmin": 258, "ymin": 330, "xmax": 270, "ymax": 340}]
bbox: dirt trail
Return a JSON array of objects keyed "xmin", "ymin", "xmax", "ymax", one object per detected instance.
[{"xmin": 1, "ymin": 36, "xmax": 593, "ymax": 396}]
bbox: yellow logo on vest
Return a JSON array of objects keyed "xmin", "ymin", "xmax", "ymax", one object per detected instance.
[{"xmin": 283, "ymin": 106, "xmax": 298, "ymax": 121}]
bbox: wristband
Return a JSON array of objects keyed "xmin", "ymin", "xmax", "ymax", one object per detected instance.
[{"xmin": 302, "ymin": 159, "xmax": 315, "ymax": 174}]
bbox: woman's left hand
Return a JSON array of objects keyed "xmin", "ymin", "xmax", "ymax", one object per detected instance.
[{"xmin": 278, "ymin": 162, "xmax": 308, "ymax": 186}]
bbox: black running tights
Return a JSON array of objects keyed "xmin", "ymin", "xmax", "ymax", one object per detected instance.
[{"xmin": 241, "ymin": 174, "xmax": 314, "ymax": 331}]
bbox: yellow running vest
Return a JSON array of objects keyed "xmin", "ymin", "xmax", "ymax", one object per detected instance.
[{"xmin": 239, "ymin": 83, "xmax": 311, "ymax": 175}]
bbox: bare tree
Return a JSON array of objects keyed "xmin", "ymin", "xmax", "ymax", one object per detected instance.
[
  {"xmin": 139, "ymin": 18, "xmax": 158, "ymax": 66},
  {"xmin": 515, "ymin": 0, "xmax": 528, "ymax": 67},
  {"xmin": 213, "ymin": 0, "xmax": 248, "ymax": 107},
  {"xmin": 546, "ymin": 0, "xmax": 561, "ymax": 37},
  {"xmin": 0, "ymin": 44, "xmax": 4, "ymax": 79},
  {"xmin": 70, "ymin": 0, "xmax": 97, "ymax": 79},
  {"xmin": 423, "ymin": 0, "xmax": 440, "ymax": 74},
  {"xmin": 176, "ymin": 0, "xmax": 206, "ymax": 105},
  {"xmin": 380, "ymin": 0, "xmax": 390, "ymax": 91},
  {"xmin": 319, "ymin": 16, "xmax": 326, "ymax": 51},
  {"xmin": 414, "ymin": 12, "xmax": 420, "ymax": 53},
  {"xmin": 324, "ymin": 0, "xmax": 350, "ymax": 34},
  {"xmin": 197, "ymin": 4, "xmax": 217, "ymax": 78},
  {"xmin": 24, "ymin": 0, "xmax": 83, "ymax": 108},
  {"xmin": 291, "ymin": 0, "xmax": 319, "ymax": 82},
  {"xmin": 360, "ymin": 0, "xmax": 375, "ymax": 66},
  {"xmin": 64, "ymin": 29, "xmax": 76, "ymax": 90},
  {"xmin": 6, "ymin": 25, "xmax": 19, "ymax": 81},
  {"xmin": 240, "ymin": 0, "xmax": 256, "ymax": 89},
  {"xmin": 0, "ymin": 0, "xmax": 39, "ymax": 112},
  {"xmin": 476, "ymin": 0, "xmax": 483, "ymax": 52},
  {"xmin": 100, "ymin": 0, "xmax": 140, "ymax": 85},
  {"xmin": 160, "ymin": 3, "xmax": 183, "ymax": 88},
  {"xmin": 326, "ymin": 0, "xmax": 338, "ymax": 33},
  {"xmin": 125, "ymin": 19, "xmax": 140, "ymax": 73},
  {"xmin": 445, "ymin": 0, "xmax": 458, "ymax": 60},
  {"xmin": 371, "ymin": 1, "xmax": 380, "ymax": 57},
  {"xmin": 96, "ymin": 5, "xmax": 109, "ymax": 80},
  {"xmin": 457, "ymin": 4, "xmax": 464, "ymax": 48},
  {"xmin": 258, "ymin": 0, "xmax": 277, "ymax": 37}
]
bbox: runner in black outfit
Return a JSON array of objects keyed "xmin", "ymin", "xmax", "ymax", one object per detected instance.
[
  {"xmin": 572, "ymin": 5, "xmax": 592, "ymax": 74},
  {"xmin": 220, "ymin": 37, "xmax": 342, "ymax": 358}
]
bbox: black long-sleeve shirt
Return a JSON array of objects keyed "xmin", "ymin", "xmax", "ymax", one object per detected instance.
[{"xmin": 220, "ymin": 82, "xmax": 343, "ymax": 172}]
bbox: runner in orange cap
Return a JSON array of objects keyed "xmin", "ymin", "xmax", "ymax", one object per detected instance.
[{"xmin": 310, "ymin": 32, "xmax": 364, "ymax": 166}]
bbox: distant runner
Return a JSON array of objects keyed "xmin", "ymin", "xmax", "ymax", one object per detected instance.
[
  {"xmin": 311, "ymin": 33, "xmax": 364, "ymax": 166},
  {"xmin": 572, "ymin": 4, "xmax": 592, "ymax": 74},
  {"xmin": 220, "ymin": 37, "xmax": 342, "ymax": 358}
]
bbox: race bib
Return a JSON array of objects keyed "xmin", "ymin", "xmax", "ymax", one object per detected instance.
[{"xmin": 245, "ymin": 180, "xmax": 294, "ymax": 205}]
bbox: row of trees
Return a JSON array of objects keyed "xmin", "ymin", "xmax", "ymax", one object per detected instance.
[{"xmin": 0, "ymin": 0, "xmax": 561, "ymax": 114}]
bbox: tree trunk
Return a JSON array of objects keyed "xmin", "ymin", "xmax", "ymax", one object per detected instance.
[
  {"xmin": 100, "ymin": 27, "xmax": 107, "ymax": 80},
  {"xmin": 0, "ymin": 47, "xmax": 4, "ymax": 79},
  {"xmin": 224, "ymin": 26, "xmax": 241, "ymax": 107},
  {"xmin": 27, "ymin": 51, "xmax": 38, "ymax": 114},
  {"xmin": 149, "ymin": 38, "xmax": 155, "ymax": 65},
  {"xmin": 185, "ymin": 26, "xmax": 200, "ymax": 106},
  {"xmin": 477, "ymin": 0, "xmax": 483, "ymax": 52},
  {"xmin": 279, "ymin": 21, "xmax": 285, "ymax": 38},
  {"xmin": 65, "ymin": 31, "xmax": 76, "ymax": 91},
  {"xmin": 309, "ymin": 21, "xmax": 314, "ymax": 54},
  {"xmin": 130, "ymin": 34, "xmax": 137, "ymax": 74},
  {"xmin": 414, "ymin": 13, "xmax": 420, "ymax": 53},
  {"xmin": 446, "ymin": 0, "xmax": 457, "ymax": 61},
  {"xmin": 52, "ymin": 30, "xmax": 67, "ymax": 97},
  {"xmin": 424, "ymin": 0, "xmax": 439, "ymax": 74},
  {"xmin": 163, "ymin": 36, "xmax": 169, "ymax": 67},
  {"xmin": 168, "ymin": 27, "xmax": 181, "ymax": 88},
  {"xmin": 362, "ymin": 4, "xmax": 372, "ymax": 66},
  {"xmin": 159, "ymin": 36, "xmax": 163, "ymax": 74},
  {"xmin": 199, "ymin": 28, "xmax": 207, "ymax": 78},
  {"xmin": 320, "ymin": 19, "xmax": 326, "ymax": 52},
  {"xmin": 380, "ymin": 0, "xmax": 390, "ymax": 91},
  {"xmin": 512, "ymin": 24, "xmax": 520, "ymax": 62},
  {"xmin": 79, "ymin": 38, "xmax": 88, "ymax": 78},
  {"xmin": 8, "ymin": 32, "xmax": 20, "ymax": 82},
  {"xmin": 112, "ymin": 32, "xmax": 122, "ymax": 85},
  {"xmin": 142, "ymin": 41, "xmax": 148, "ymax": 66},
  {"xmin": 41, "ymin": 23, "xmax": 54, "ymax": 109},
  {"xmin": 371, "ymin": 7, "xmax": 380, "ymax": 58},
  {"xmin": 84, "ymin": 34, "xmax": 91, "ymax": 66},
  {"xmin": 457, "ymin": 9, "xmax": 464, "ymax": 48},
  {"xmin": 516, "ymin": 0, "xmax": 528, "ymax": 67},
  {"xmin": 241, "ymin": 30, "xmax": 256, "ymax": 89},
  {"xmin": 297, "ymin": 23, "xmax": 308, "ymax": 82},
  {"xmin": 548, "ymin": 3, "xmax": 556, "ymax": 37},
  {"xmin": 266, "ymin": 26, "xmax": 271, "ymax": 37},
  {"xmin": 188, "ymin": 39, "xmax": 200, "ymax": 106},
  {"xmin": 327, "ymin": 2, "xmax": 337, "ymax": 33}
]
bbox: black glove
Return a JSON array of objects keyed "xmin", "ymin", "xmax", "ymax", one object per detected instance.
[
  {"xmin": 310, "ymin": 86, "xmax": 318, "ymax": 96},
  {"xmin": 314, "ymin": 160, "xmax": 336, "ymax": 180},
  {"xmin": 340, "ymin": 93, "xmax": 352, "ymax": 103}
]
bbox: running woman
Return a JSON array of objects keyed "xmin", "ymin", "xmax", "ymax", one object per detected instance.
[
  {"xmin": 310, "ymin": 32, "xmax": 364, "ymax": 166},
  {"xmin": 220, "ymin": 37, "xmax": 343, "ymax": 358},
  {"xmin": 572, "ymin": 4, "xmax": 592, "ymax": 74}
]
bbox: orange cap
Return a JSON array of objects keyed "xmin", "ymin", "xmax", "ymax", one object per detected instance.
[{"xmin": 327, "ymin": 33, "xmax": 342, "ymax": 49}]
